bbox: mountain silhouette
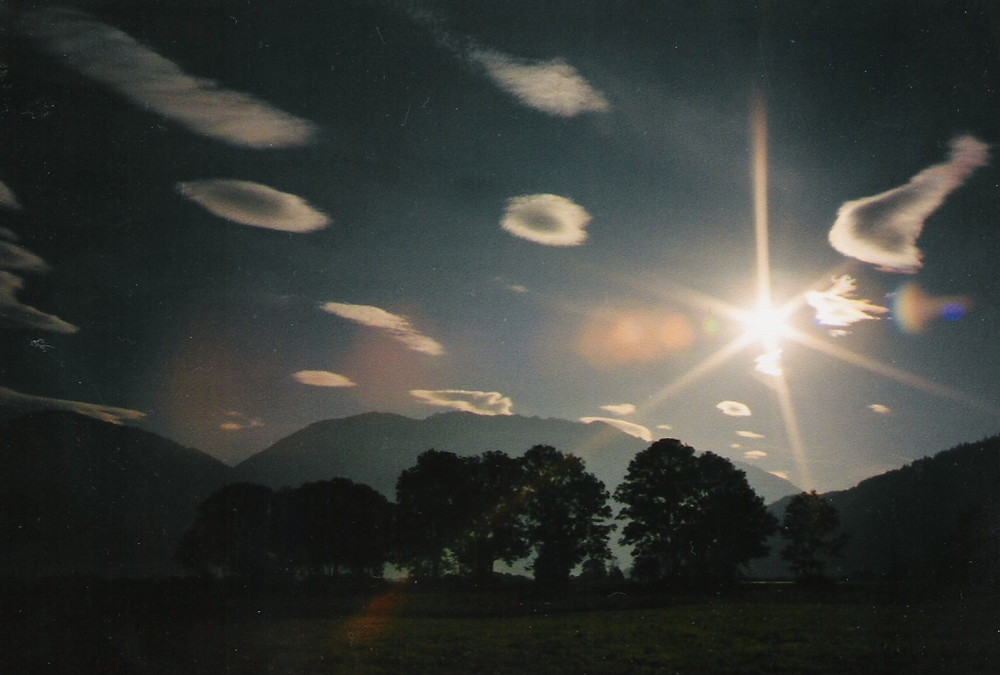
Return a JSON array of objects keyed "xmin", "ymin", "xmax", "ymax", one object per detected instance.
[
  {"xmin": 751, "ymin": 434, "xmax": 1000, "ymax": 581},
  {"xmin": 233, "ymin": 411, "xmax": 800, "ymax": 504},
  {"xmin": 0, "ymin": 409, "xmax": 234, "ymax": 577}
]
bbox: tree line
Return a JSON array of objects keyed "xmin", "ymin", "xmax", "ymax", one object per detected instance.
[{"xmin": 179, "ymin": 438, "xmax": 845, "ymax": 586}]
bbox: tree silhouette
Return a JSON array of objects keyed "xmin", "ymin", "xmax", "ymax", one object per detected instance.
[
  {"xmin": 520, "ymin": 445, "xmax": 614, "ymax": 589},
  {"xmin": 780, "ymin": 490, "xmax": 848, "ymax": 582},
  {"xmin": 394, "ymin": 450, "xmax": 477, "ymax": 579},
  {"xmin": 452, "ymin": 450, "xmax": 530, "ymax": 582},
  {"xmin": 177, "ymin": 483, "xmax": 275, "ymax": 579},
  {"xmin": 615, "ymin": 439, "xmax": 776, "ymax": 583},
  {"xmin": 274, "ymin": 478, "xmax": 393, "ymax": 578}
]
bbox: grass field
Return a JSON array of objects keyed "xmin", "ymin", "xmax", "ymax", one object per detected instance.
[{"xmin": 4, "ymin": 580, "xmax": 998, "ymax": 674}]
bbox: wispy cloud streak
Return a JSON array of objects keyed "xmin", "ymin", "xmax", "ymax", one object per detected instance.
[
  {"xmin": 0, "ymin": 271, "xmax": 78, "ymax": 333},
  {"xmin": 321, "ymin": 302, "xmax": 444, "ymax": 355},
  {"xmin": 22, "ymin": 8, "xmax": 318, "ymax": 148},
  {"xmin": 411, "ymin": 389, "xmax": 513, "ymax": 415},
  {"xmin": 580, "ymin": 416, "xmax": 653, "ymax": 442},
  {"xmin": 0, "ymin": 385, "xmax": 144, "ymax": 424}
]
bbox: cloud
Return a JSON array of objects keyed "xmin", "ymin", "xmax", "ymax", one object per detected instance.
[
  {"xmin": 292, "ymin": 370, "xmax": 356, "ymax": 387},
  {"xmin": 218, "ymin": 410, "xmax": 264, "ymax": 431},
  {"xmin": 177, "ymin": 180, "xmax": 330, "ymax": 232},
  {"xmin": 891, "ymin": 282, "xmax": 972, "ymax": 334},
  {"xmin": 580, "ymin": 416, "xmax": 653, "ymax": 442},
  {"xmin": 770, "ymin": 470, "xmax": 790, "ymax": 480},
  {"xmin": 501, "ymin": 194, "xmax": 591, "ymax": 246},
  {"xmin": 754, "ymin": 349, "xmax": 783, "ymax": 377},
  {"xmin": 0, "ymin": 241, "xmax": 50, "ymax": 273},
  {"xmin": 744, "ymin": 450, "xmax": 768, "ymax": 460},
  {"xmin": 22, "ymin": 8, "xmax": 317, "ymax": 149},
  {"xmin": 0, "ymin": 385, "xmax": 145, "ymax": 424},
  {"xmin": 737, "ymin": 430, "xmax": 765, "ymax": 439},
  {"xmin": 868, "ymin": 403, "xmax": 892, "ymax": 415},
  {"xmin": 0, "ymin": 228, "xmax": 18, "ymax": 242},
  {"xmin": 470, "ymin": 49, "xmax": 609, "ymax": 117},
  {"xmin": 828, "ymin": 135, "xmax": 989, "ymax": 272},
  {"xmin": 0, "ymin": 180, "xmax": 22, "ymax": 210},
  {"xmin": 716, "ymin": 400, "xmax": 752, "ymax": 417},
  {"xmin": 410, "ymin": 389, "xmax": 513, "ymax": 415},
  {"xmin": 600, "ymin": 403, "xmax": 636, "ymax": 416},
  {"xmin": 0, "ymin": 271, "xmax": 78, "ymax": 333},
  {"xmin": 321, "ymin": 302, "xmax": 444, "ymax": 355},
  {"xmin": 656, "ymin": 424, "xmax": 673, "ymax": 430},
  {"xmin": 806, "ymin": 275, "xmax": 889, "ymax": 331}
]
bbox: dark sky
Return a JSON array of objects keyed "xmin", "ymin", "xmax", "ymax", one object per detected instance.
[{"xmin": 2, "ymin": 0, "xmax": 999, "ymax": 490}]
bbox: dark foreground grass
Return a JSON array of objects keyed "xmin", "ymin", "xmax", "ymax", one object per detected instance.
[{"xmin": 4, "ymin": 580, "xmax": 998, "ymax": 674}]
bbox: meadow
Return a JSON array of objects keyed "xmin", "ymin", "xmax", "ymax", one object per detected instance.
[{"xmin": 4, "ymin": 579, "xmax": 998, "ymax": 674}]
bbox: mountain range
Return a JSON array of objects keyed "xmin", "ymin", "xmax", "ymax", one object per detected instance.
[
  {"xmin": 3, "ymin": 406, "xmax": 996, "ymax": 582},
  {"xmin": 232, "ymin": 410, "xmax": 800, "ymax": 504}
]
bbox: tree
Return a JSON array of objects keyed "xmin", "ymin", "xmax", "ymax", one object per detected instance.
[
  {"xmin": 394, "ymin": 450, "xmax": 478, "ymax": 579},
  {"xmin": 780, "ymin": 490, "xmax": 848, "ymax": 582},
  {"xmin": 615, "ymin": 439, "xmax": 776, "ymax": 583},
  {"xmin": 451, "ymin": 450, "xmax": 530, "ymax": 582},
  {"xmin": 275, "ymin": 478, "xmax": 393, "ymax": 579},
  {"xmin": 178, "ymin": 483, "xmax": 276, "ymax": 579},
  {"xmin": 520, "ymin": 445, "xmax": 614, "ymax": 589}
]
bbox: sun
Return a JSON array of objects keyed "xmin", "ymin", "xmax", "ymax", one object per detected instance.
[{"xmin": 740, "ymin": 302, "xmax": 792, "ymax": 348}]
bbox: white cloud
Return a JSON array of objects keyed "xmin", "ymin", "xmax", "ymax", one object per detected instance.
[
  {"xmin": 292, "ymin": 370, "xmax": 356, "ymax": 388},
  {"xmin": 828, "ymin": 135, "xmax": 989, "ymax": 272},
  {"xmin": 0, "ymin": 271, "xmax": 78, "ymax": 333},
  {"xmin": 0, "ymin": 180, "xmax": 22, "ymax": 210},
  {"xmin": 501, "ymin": 194, "xmax": 591, "ymax": 246},
  {"xmin": 177, "ymin": 180, "xmax": 330, "ymax": 232},
  {"xmin": 770, "ymin": 470, "xmax": 790, "ymax": 480},
  {"xmin": 600, "ymin": 403, "xmax": 636, "ymax": 416},
  {"xmin": 716, "ymin": 400, "xmax": 752, "ymax": 417},
  {"xmin": 23, "ymin": 8, "xmax": 317, "ymax": 149},
  {"xmin": 731, "ymin": 443, "xmax": 743, "ymax": 449},
  {"xmin": 0, "ymin": 241, "xmax": 49, "ymax": 273},
  {"xmin": 470, "ymin": 49, "xmax": 609, "ymax": 117},
  {"xmin": 580, "ymin": 416, "xmax": 653, "ymax": 442},
  {"xmin": 754, "ymin": 349, "xmax": 783, "ymax": 377},
  {"xmin": 321, "ymin": 302, "xmax": 444, "ymax": 355},
  {"xmin": 744, "ymin": 450, "xmax": 768, "ymax": 460},
  {"xmin": 868, "ymin": 403, "xmax": 892, "ymax": 415},
  {"xmin": 410, "ymin": 389, "xmax": 513, "ymax": 415},
  {"xmin": 737, "ymin": 430, "xmax": 765, "ymax": 439},
  {"xmin": 806, "ymin": 275, "xmax": 888, "ymax": 330},
  {"xmin": 0, "ymin": 385, "xmax": 145, "ymax": 424},
  {"xmin": 218, "ymin": 411, "xmax": 264, "ymax": 431},
  {"xmin": 656, "ymin": 423, "xmax": 673, "ymax": 430}
]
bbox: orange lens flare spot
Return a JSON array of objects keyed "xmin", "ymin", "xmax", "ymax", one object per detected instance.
[{"xmin": 577, "ymin": 310, "xmax": 695, "ymax": 368}]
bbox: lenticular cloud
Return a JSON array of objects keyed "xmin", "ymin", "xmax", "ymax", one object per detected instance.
[
  {"xmin": 411, "ymin": 389, "xmax": 513, "ymax": 416},
  {"xmin": 321, "ymin": 302, "xmax": 444, "ymax": 356},
  {"xmin": 470, "ymin": 49, "xmax": 610, "ymax": 117},
  {"xmin": 22, "ymin": 8, "xmax": 317, "ymax": 149},
  {"xmin": 716, "ymin": 400, "xmax": 752, "ymax": 417},
  {"xmin": 580, "ymin": 417, "xmax": 653, "ymax": 442},
  {"xmin": 292, "ymin": 370, "xmax": 356, "ymax": 388},
  {"xmin": 828, "ymin": 136, "xmax": 989, "ymax": 272},
  {"xmin": 177, "ymin": 180, "xmax": 330, "ymax": 232},
  {"xmin": 501, "ymin": 194, "xmax": 591, "ymax": 246}
]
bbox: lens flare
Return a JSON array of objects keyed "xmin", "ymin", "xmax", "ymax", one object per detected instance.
[{"xmin": 892, "ymin": 282, "xmax": 972, "ymax": 334}]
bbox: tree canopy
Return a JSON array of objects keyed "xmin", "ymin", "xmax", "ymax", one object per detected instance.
[
  {"xmin": 780, "ymin": 490, "xmax": 848, "ymax": 582},
  {"xmin": 615, "ymin": 439, "xmax": 776, "ymax": 583}
]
